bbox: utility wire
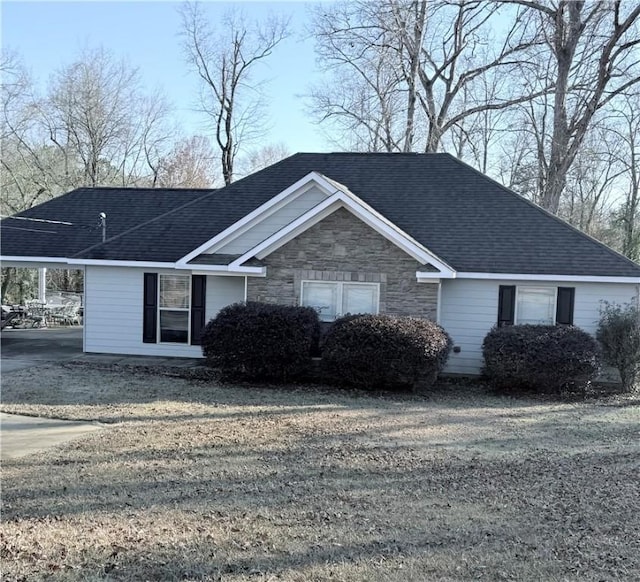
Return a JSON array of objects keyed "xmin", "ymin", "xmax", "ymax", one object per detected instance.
[
  {"xmin": 1, "ymin": 215, "xmax": 100, "ymax": 231},
  {"xmin": 2, "ymin": 225, "xmax": 58, "ymax": 235},
  {"xmin": 1, "ymin": 215, "xmax": 73, "ymax": 225}
]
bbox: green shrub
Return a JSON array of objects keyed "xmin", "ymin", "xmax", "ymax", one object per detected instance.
[
  {"xmin": 482, "ymin": 325, "xmax": 601, "ymax": 394},
  {"xmin": 596, "ymin": 300, "xmax": 640, "ymax": 392},
  {"xmin": 321, "ymin": 314, "xmax": 452, "ymax": 391},
  {"xmin": 201, "ymin": 302, "xmax": 320, "ymax": 382}
]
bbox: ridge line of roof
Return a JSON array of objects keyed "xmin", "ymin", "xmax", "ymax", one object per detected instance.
[
  {"xmin": 72, "ymin": 189, "xmax": 220, "ymax": 258},
  {"xmin": 294, "ymin": 151, "xmax": 450, "ymax": 156},
  {"xmin": 72, "ymin": 186, "xmax": 218, "ymax": 192},
  {"xmin": 446, "ymin": 154, "xmax": 640, "ymax": 273}
]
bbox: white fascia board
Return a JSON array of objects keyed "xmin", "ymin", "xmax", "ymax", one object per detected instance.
[
  {"xmin": 189, "ymin": 268, "xmax": 266, "ymax": 277},
  {"xmin": 338, "ymin": 195, "xmax": 454, "ymax": 273},
  {"xmin": 457, "ymin": 272, "xmax": 640, "ymax": 284},
  {"xmin": 67, "ymin": 259, "xmax": 178, "ymax": 268},
  {"xmin": 230, "ymin": 192, "xmax": 456, "ymax": 278},
  {"xmin": 230, "ymin": 196, "xmax": 340, "ymax": 267},
  {"xmin": 2, "ymin": 256, "xmax": 71, "ymax": 265},
  {"xmin": 64, "ymin": 257, "xmax": 265, "ymax": 275},
  {"xmin": 327, "ymin": 184, "xmax": 456, "ymax": 275},
  {"xmin": 177, "ymin": 264, "xmax": 266, "ymax": 276},
  {"xmin": 176, "ymin": 172, "xmax": 337, "ymax": 265},
  {"xmin": 415, "ymin": 273, "xmax": 447, "ymax": 281}
]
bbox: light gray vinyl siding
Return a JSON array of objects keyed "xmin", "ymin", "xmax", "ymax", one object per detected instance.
[
  {"xmin": 84, "ymin": 266, "xmax": 244, "ymax": 357},
  {"xmin": 440, "ymin": 279, "xmax": 639, "ymax": 375},
  {"xmin": 213, "ymin": 186, "xmax": 328, "ymax": 255},
  {"xmin": 204, "ymin": 275, "xmax": 245, "ymax": 320}
]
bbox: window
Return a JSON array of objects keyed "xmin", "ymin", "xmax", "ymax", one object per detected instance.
[
  {"xmin": 498, "ymin": 285, "xmax": 575, "ymax": 327},
  {"xmin": 516, "ymin": 287, "xmax": 556, "ymax": 325},
  {"xmin": 159, "ymin": 274, "xmax": 190, "ymax": 343},
  {"xmin": 301, "ymin": 281, "xmax": 379, "ymax": 321}
]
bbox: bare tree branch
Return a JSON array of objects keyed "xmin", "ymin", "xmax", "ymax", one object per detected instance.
[{"xmin": 179, "ymin": 2, "xmax": 289, "ymax": 185}]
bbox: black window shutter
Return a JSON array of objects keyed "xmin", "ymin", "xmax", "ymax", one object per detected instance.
[
  {"xmin": 190, "ymin": 275, "xmax": 207, "ymax": 345},
  {"xmin": 143, "ymin": 273, "xmax": 158, "ymax": 343},
  {"xmin": 498, "ymin": 285, "xmax": 516, "ymax": 326},
  {"xmin": 556, "ymin": 287, "xmax": 575, "ymax": 325}
]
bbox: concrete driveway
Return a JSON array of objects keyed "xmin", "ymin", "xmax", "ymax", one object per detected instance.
[
  {"xmin": 0, "ymin": 329, "xmax": 98, "ymax": 459},
  {"xmin": 1, "ymin": 327, "xmax": 83, "ymax": 373},
  {"xmin": 0, "ymin": 412, "xmax": 102, "ymax": 460}
]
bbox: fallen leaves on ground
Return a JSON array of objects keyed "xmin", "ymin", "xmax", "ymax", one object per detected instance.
[{"xmin": 1, "ymin": 364, "xmax": 639, "ymax": 581}]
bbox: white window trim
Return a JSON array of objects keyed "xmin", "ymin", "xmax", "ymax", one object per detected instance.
[
  {"xmin": 158, "ymin": 274, "xmax": 191, "ymax": 344},
  {"xmin": 514, "ymin": 285, "xmax": 558, "ymax": 325},
  {"xmin": 300, "ymin": 280, "xmax": 380, "ymax": 321}
]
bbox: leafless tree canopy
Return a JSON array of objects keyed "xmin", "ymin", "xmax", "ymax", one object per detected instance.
[
  {"xmin": 2, "ymin": 2, "xmax": 639, "ymax": 263},
  {"xmin": 0, "ymin": 46, "xmax": 217, "ymax": 217},
  {"xmin": 509, "ymin": 0, "xmax": 640, "ymax": 213},
  {"xmin": 237, "ymin": 142, "xmax": 290, "ymax": 178},
  {"xmin": 153, "ymin": 135, "xmax": 217, "ymax": 189},
  {"xmin": 180, "ymin": 1, "xmax": 289, "ymax": 185},
  {"xmin": 310, "ymin": 0, "xmax": 640, "ymax": 261},
  {"xmin": 310, "ymin": 0, "xmax": 543, "ymax": 153},
  {"xmin": 41, "ymin": 47, "xmax": 173, "ymax": 188},
  {"xmin": 1, "ymin": 50, "xmax": 53, "ymax": 213}
]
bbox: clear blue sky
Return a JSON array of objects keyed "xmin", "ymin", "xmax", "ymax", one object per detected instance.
[{"xmin": 1, "ymin": 1, "xmax": 331, "ymax": 154}]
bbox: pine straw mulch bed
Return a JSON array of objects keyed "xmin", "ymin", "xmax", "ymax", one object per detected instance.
[{"xmin": 1, "ymin": 362, "xmax": 639, "ymax": 582}]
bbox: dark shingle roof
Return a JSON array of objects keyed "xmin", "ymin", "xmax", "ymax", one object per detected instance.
[
  {"xmin": 3, "ymin": 153, "xmax": 639, "ymax": 277},
  {"xmin": 1, "ymin": 187, "xmax": 212, "ymax": 258}
]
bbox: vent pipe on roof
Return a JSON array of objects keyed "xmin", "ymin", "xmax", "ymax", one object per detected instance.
[{"xmin": 99, "ymin": 212, "xmax": 107, "ymax": 243}]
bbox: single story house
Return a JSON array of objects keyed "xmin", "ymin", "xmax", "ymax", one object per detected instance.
[{"xmin": 2, "ymin": 152, "xmax": 639, "ymax": 375}]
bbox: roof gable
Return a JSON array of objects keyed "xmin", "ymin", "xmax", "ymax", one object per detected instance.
[
  {"xmin": 178, "ymin": 172, "xmax": 336, "ymax": 263},
  {"xmin": 226, "ymin": 178, "xmax": 455, "ymax": 278}
]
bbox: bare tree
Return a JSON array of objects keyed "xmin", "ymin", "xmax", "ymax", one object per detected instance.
[
  {"xmin": 607, "ymin": 93, "xmax": 640, "ymax": 261},
  {"xmin": 558, "ymin": 126, "xmax": 624, "ymax": 239},
  {"xmin": 311, "ymin": 1, "xmax": 414, "ymax": 152},
  {"xmin": 237, "ymin": 142, "xmax": 290, "ymax": 177},
  {"xmin": 40, "ymin": 47, "xmax": 173, "ymax": 188},
  {"xmin": 311, "ymin": 0, "xmax": 543, "ymax": 153},
  {"xmin": 1, "ymin": 50, "xmax": 30, "ymax": 142},
  {"xmin": 152, "ymin": 135, "xmax": 217, "ymax": 188},
  {"xmin": 180, "ymin": 2, "xmax": 289, "ymax": 185},
  {"xmin": 444, "ymin": 74, "xmax": 511, "ymax": 174},
  {"xmin": 0, "ymin": 50, "xmax": 59, "ymax": 214},
  {"xmin": 508, "ymin": 0, "xmax": 640, "ymax": 213}
]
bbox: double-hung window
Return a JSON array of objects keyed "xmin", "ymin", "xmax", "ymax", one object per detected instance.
[
  {"xmin": 159, "ymin": 274, "xmax": 190, "ymax": 343},
  {"xmin": 301, "ymin": 281, "xmax": 379, "ymax": 321},
  {"xmin": 516, "ymin": 287, "xmax": 556, "ymax": 324},
  {"xmin": 498, "ymin": 285, "xmax": 575, "ymax": 327}
]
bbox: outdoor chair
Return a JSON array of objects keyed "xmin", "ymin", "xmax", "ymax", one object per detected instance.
[
  {"xmin": 49, "ymin": 301, "xmax": 81, "ymax": 326},
  {"xmin": 23, "ymin": 300, "xmax": 47, "ymax": 328}
]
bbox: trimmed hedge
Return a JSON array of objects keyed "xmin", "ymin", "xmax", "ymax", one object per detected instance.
[
  {"xmin": 482, "ymin": 325, "xmax": 601, "ymax": 393},
  {"xmin": 321, "ymin": 314, "xmax": 452, "ymax": 391},
  {"xmin": 201, "ymin": 302, "xmax": 320, "ymax": 382}
]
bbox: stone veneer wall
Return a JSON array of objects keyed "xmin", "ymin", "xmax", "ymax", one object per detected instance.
[{"xmin": 246, "ymin": 207, "xmax": 438, "ymax": 319}]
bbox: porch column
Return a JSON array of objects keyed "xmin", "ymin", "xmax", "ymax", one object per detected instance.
[{"xmin": 38, "ymin": 268, "xmax": 47, "ymax": 303}]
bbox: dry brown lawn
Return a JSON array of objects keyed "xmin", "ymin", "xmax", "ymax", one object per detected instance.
[{"xmin": 1, "ymin": 362, "xmax": 639, "ymax": 582}]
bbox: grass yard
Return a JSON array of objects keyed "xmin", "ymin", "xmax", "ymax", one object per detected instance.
[{"xmin": 1, "ymin": 363, "xmax": 639, "ymax": 582}]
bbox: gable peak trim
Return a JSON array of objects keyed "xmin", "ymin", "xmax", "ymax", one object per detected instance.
[
  {"xmin": 228, "ymin": 190, "xmax": 456, "ymax": 277},
  {"xmin": 176, "ymin": 171, "xmax": 340, "ymax": 265}
]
